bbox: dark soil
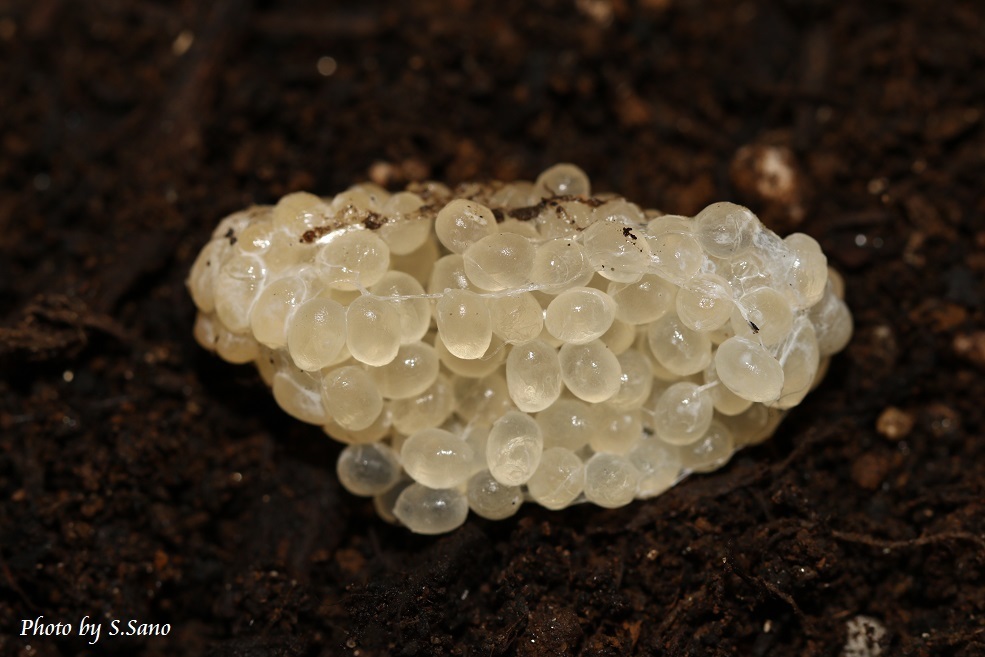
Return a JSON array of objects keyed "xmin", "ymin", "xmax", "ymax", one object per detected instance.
[{"xmin": 2, "ymin": 1, "xmax": 983, "ymax": 655}]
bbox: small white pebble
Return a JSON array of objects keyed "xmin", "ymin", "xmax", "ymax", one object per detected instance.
[{"xmin": 841, "ymin": 616, "xmax": 887, "ymax": 657}]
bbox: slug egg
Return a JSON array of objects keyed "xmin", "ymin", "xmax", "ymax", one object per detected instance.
[{"xmin": 190, "ymin": 165, "xmax": 852, "ymax": 532}]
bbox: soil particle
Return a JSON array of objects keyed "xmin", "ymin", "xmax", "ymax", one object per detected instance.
[{"xmin": 875, "ymin": 407, "xmax": 915, "ymax": 441}]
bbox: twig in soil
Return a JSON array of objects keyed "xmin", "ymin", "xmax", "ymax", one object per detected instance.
[
  {"xmin": 0, "ymin": 554, "xmax": 34, "ymax": 610},
  {"xmin": 0, "ymin": 293, "xmax": 128, "ymax": 361},
  {"xmin": 831, "ymin": 530, "xmax": 985, "ymax": 556},
  {"xmin": 730, "ymin": 564, "xmax": 810, "ymax": 632},
  {"xmin": 159, "ymin": 0, "xmax": 252, "ymax": 152},
  {"xmin": 793, "ymin": 26, "xmax": 832, "ymax": 150},
  {"xmin": 251, "ymin": 10, "xmax": 383, "ymax": 39},
  {"xmin": 653, "ymin": 586, "xmax": 686, "ymax": 636}
]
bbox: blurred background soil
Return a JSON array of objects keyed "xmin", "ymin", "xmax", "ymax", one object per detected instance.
[{"xmin": 1, "ymin": 1, "xmax": 983, "ymax": 655}]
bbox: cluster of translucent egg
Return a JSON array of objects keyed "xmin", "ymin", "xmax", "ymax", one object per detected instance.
[{"xmin": 188, "ymin": 164, "xmax": 852, "ymax": 534}]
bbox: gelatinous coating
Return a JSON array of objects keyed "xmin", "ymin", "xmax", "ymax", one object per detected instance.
[{"xmin": 188, "ymin": 163, "xmax": 853, "ymax": 533}]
